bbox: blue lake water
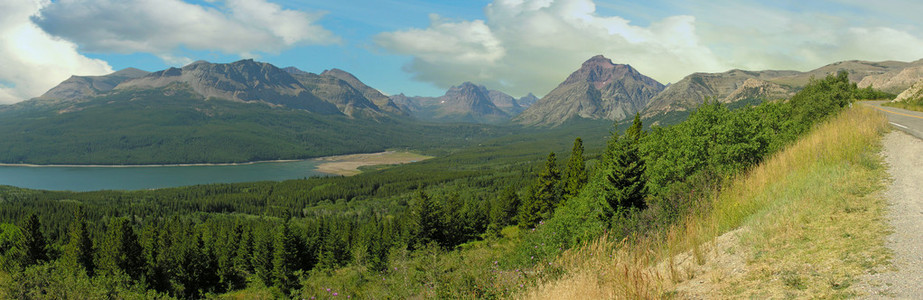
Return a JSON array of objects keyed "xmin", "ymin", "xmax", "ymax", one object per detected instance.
[{"xmin": 0, "ymin": 160, "xmax": 329, "ymax": 191}]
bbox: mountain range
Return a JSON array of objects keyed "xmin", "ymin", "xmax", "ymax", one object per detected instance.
[{"xmin": 4, "ymin": 54, "xmax": 923, "ymax": 164}]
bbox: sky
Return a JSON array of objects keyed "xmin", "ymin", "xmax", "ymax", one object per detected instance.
[{"xmin": 2, "ymin": 0, "xmax": 923, "ymax": 104}]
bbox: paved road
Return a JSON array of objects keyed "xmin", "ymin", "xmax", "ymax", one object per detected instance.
[
  {"xmin": 857, "ymin": 101, "xmax": 923, "ymax": 298},
  {"xmin": 862, "ymin": 100, "xmax": 923, "ymax": 140}
]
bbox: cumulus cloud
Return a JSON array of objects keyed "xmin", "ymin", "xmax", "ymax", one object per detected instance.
[
  {"xmin": 0, "ymin": 0, "xmax": 112, "ymax": 104},
  {"xmin": 375, "ymin": 0, "xmax": 923, "ymax": 97},
  {"xmin": 32, "ymin": 0, "xmax": 340, "ymax": 60}
]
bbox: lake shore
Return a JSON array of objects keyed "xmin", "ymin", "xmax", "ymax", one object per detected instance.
[
  {"xmin": 0, "ymin": 159, "xmax": 303, "ymax": 168},
  {"xmin": 313, "ymin": 151, "xmax": 433, "ymax": 176}
]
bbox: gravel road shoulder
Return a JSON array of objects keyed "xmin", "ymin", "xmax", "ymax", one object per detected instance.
[{"xmin": 856, "ymin": 131, "xmax": 923, "ymax": 298}]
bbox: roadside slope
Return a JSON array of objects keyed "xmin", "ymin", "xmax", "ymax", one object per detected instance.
[{"xmin": 522, "ymin": 106, "xmax": 891, "ymax": 298}]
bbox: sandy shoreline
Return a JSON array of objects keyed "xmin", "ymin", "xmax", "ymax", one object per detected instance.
[{"xmin": 313, "ymin": 151, "xmax": 433, "ymax": 176}]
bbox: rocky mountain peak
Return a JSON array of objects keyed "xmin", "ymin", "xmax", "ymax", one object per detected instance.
[{"xmin": 515, "ymin": 55, "xmax": 664, "ymax": 126}]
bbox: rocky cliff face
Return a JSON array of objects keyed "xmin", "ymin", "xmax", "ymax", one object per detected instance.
[
  {"xmin": 515, "ymin": 55, "xmax": 664, "ymax": 126},
  {"xmin": 642, "ymin": 69, "xmax": 798, "ymax": 117},
  {"xmin": 858, "ymin": 60, "xmax": 923, "ymax": 94},
  {"xmin": 116, "ymin": 59, "xmax": 341, "ymax": 114},
  {"xmin": 768, "ymin": 60, "xmax": 908, "ymax": 87},
  {"xmin": 37, "ymin": 68, "xmax": 150, "ymax": 102},
  {"xmin": 321, "ymin": 68, "xmax": 406, "ymax": 115},
  {"xmin": 894, "ymin": 79, "xmax": 923, "ymax": 103},
  {"xmin": 287, "ymin": 70, "xmax": 382, "ymax": 117}
]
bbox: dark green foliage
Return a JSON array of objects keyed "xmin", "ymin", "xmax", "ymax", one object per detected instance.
[
  {"xmin": 603, "ymin": 114, "xmax": 647, "ymax": 212},
  {"xmin": 407, "ymin": 189, "xmax": 444, "ymax": 250},
  {"xmin": 490, "ymin": 186, "xmax": 521, "ymax": 229},
  {"xmin": 518, "ymin": 152, "xmax": 562, "ymax": 228},
  {"xmin": 19, "ymin": 214, "xmax": 47, "ymax": 267},
  {"xmin": 98, "ymin": 218, "xmax": 144, "ymax": 281},
  {"xmin": 63, "ymin": 207, "xmax": 95, "ymax": 276},
  {"xmin": 563, "ymin": 138, "xmax": 588, "ymax": 199},
  {"xmin": 272, "ymin": 221, "xmax": 301, "ymax": 293}
]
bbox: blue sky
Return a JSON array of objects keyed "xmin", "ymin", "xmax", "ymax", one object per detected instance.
[{"xmin": 2, "ymin": 0, "xmax": 923, "ymax": 104}]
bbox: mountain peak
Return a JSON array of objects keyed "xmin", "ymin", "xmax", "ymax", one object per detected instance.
[
  {"xmin": 583, "ymin": 55, "xmax": 617, "ymax": 68},
  {"xmin": 515, "ymin": 55, "xmax": 664, "ymax": 126}
]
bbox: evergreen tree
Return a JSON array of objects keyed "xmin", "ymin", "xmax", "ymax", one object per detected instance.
[
  {"xmin": 518, "ymin": 152, "xmax": 561, "ymax": 228},
  {"xmin": 563, "ymin": 137, "xmax": 588, "ymax": 199},
  {"xmin": 407, "ymin": 188, "xmax": 443, "ymax": 250},
  {"xmin": 19, "ymin": 214, "xmax": 47, "ymax": 267},
  {"xmin": 272, "ymin": 221, "xmax": 300, "ymax": 293},
  {"xmin": 604, "ymin": 114, "xmax": 647, "ymax": 212},
  {"xmin": 252, "ymin": 228, "xmax": 275, "ymax": 286},
  {"xmin": 63, "ymin": 207, "xmax": 95, "ymax": 276},
  {"xmin": 99, "ymin": 218, "xmax": 144, "ymax": 280},
  {"xmin": 490, "ymin": 186, "xmax": 520, "ymax": 228}
]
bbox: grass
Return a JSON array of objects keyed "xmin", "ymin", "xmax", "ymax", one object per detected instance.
[
  {"xmin": 521, "ymin": 105, "xmax": 891, "ymax": 298},
  {"xmin": 882, "ymin": 100, "xmax": 923, "ymax": 112}
]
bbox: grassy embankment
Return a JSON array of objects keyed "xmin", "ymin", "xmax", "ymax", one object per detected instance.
[{"xmin": 524, "ymin": 105, "xmax": 891, "ymax": 298}]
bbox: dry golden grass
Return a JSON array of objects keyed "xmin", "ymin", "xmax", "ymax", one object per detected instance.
[{"xmin": 522, "ymin": 106, "xmax": 891, "ymax": 299}]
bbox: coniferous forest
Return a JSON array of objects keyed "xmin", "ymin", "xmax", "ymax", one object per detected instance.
[{"xmin": 0, "ymin": 73, "xmax": 893, "ymax": 298}]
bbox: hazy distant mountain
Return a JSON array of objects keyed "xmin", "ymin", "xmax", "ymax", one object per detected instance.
[
  {"xmin": 642, "ymin": 69, "xmax": 799, "ymax": 118},
  {"xmin": 388, "ymin": 82, "xmax": 517, "ymax": 124},
  {"xmin": 515, "ymin": 55, "xmax": 664, "ymax": 126},
  {"xmin": 517, "ymin": 93, "xmax": 539, "ymax": 108},
  {"xmin": 117, "ymin": 59, "xmax": 341, "ymax": 114},
  {"xmin": 37, "ymin": 68, "xmax": 150, "ymax": 102},
  {"xmin": 858, "ymin": 59, "xmax": 923, "ymax": 94}
]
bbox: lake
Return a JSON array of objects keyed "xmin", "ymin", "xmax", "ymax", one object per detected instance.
[{"xmin": 0, "ymin": 160, "xmax": 328, "ymax": 191}]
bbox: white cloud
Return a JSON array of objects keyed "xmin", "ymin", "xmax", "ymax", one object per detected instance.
[
  {"xmin": 376, "ymin": 0, "xmax": 923, "ymax": 97},
  {"xmin": 376, "ymin": 0, "xmax": 724, "ymax": 97},
  {"xmin": 32, "ymin": 0, "xmax": 340, "ymax": 59},
  {"xmin": 0, "ymin": 0, "xmax": 112, "ymax": 104}
]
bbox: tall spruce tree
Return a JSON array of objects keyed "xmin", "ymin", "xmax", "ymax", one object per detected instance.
[
  {"xmin": 518, "ymin": 152, "xmax": 561, "ymax": 228},
  {"xmin": 604, "ymin": 113, "xmax": 647, "ymax": 212},
  {"xmin": 407, "ymin": 188, "xmax": 443, "ymax": 250},
  {"xmin": 99, "ymin": 218, "xmax": 144, "ymax": 280},
  {"xmin": 563, "ymin": 137, "xmax": 588, "ymax": 199},
  {"xmin": 19, "ymin": 214, "xmax": 47, "ymax": 267},
  {"xmin": 63, "ymin": 207, "xmax": 95, "ymax": 276},
  {"xmin": 272, "ymin": 221, "xmax": 300, "ymax": 293}
]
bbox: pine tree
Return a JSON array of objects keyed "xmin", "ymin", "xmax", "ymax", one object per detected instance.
[
  {"xmin": 19, "ymin": 214, "xmax": 47, "ymax": 267},
  {"xmin": 99, "ymin": 218, "xmax": 144, "ymax": 280},
  {"xmin": 407, "ymin": 188, "xmax": 443, "ymax": 250},
  {"xmin": 272, "ymin": 221, "xmax": 300, "ymax": 293},
  {"xmin": 252, "ymin": 228, "xmax": 275, "ymax": 286},
  {"xmin": 604, "ymin": 114, "xmax": 647, "ymax": 212},
  {"xmin": 63, "ymin": 207, "xmax": 95, "ymax": 276},
  {"xmin": 518, "ymin": 152, "xmax": 561, "ymax": 228},
  {"xmin": 490, "ymin": 186, "xmax": 520, "ymax": 228},
  {"xmin": 563, "ymin": 137, "xmax": 588, "ymax": 199}
]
